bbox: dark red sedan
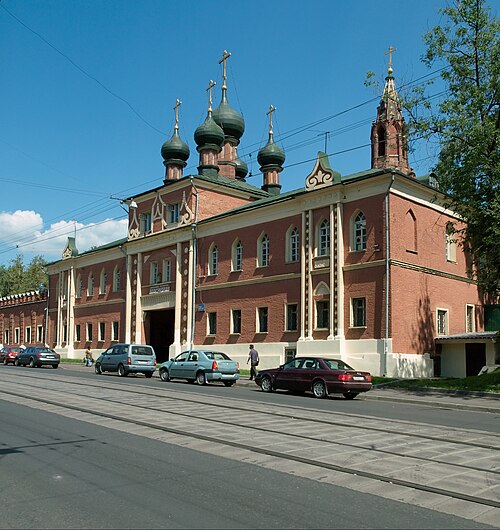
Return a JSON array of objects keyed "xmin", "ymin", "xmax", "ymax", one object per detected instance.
[
  {"xmin": 255, "ymin": 357, "xmax": 372, "ymax": 399},
  {"xmin": 0, "ymin": 346, "xmax": 22, "ymax": 366}
]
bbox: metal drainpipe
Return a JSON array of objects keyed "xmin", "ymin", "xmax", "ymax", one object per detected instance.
[
  {"xmin": 384, "ymin": 172, "xmax": 395, "ymax": 376},
  {"xmin": 189, "ymin": 178, "xmax": 199, "ymax": 351}
]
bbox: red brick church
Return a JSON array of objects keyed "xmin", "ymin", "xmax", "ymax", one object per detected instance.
[{"xmin": 1, "ymin": 53, "xmax": 497, "ymax": 377}]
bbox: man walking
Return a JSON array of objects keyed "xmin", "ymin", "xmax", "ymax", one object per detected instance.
[{"xmin": 247, "ymin": 344, "xmax": 259, "ymax": 380}]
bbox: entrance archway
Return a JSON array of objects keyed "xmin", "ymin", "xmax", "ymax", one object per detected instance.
[{"xmin": 146, "ymin": 309, "xmax": 174, "ymax": 363}]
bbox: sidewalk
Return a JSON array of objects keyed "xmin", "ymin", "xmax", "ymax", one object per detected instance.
[{"xmin": 61, "ymin": 362, "xmax": 500, "ymax": 413}]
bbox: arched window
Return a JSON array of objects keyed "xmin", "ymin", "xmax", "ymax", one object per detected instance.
[
  {"xmin": 99, "ymin": 269, "xmax": 107, "ymax": 294},
  {"xmin": 87, "ymin": 273, "xmax": 94, "ymax": 296},
  {"xmin": 446, "ymin": 222, "xmax": 457, "ymax": 262},
  {"xmin": 377, "ymin": 124, "xmax": 386, "ymax": 157},
  {"xmin": 405, "ymin": 209, "xmax": 417, "ymax": 253},
  {"xmin": 318, "ymin": 220, "xmax": 330, "ymax": 256},
  {"xmin": 258, "ymin": 234, "xmax": 270, "ymax": 267},
  {"xmin": 353, "ymin": 212, "xmax": 366, "ymax": 251},
  {"xmin": 113, "ymin": 267, "xmax": 121, "ymax": 292},
  {"xmin": 287, "ymin": 227, "xmax": 299, "ymax": 262},
  {"xmin": 232, "ymin": 240, "xmax": 243, "ymax": 271},
  {"xmin": 209, "ymin": 244, "xmax": 218, "ymax": 275}
]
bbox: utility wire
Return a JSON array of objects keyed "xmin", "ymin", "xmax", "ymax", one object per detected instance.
[{"xmin": 0, "ymin": 1, "xmax": 165, "ymax": 136}]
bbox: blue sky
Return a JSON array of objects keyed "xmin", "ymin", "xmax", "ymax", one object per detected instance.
[{"xmin": 0, "ymin": 0, "xmax": 452, "ymax": 266}]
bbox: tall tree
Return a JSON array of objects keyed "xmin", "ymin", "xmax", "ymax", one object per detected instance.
[
  {"xmin": 0, "ymin": 255, "xmax": 48, "ymax": 297},
  {"xmin": 407, "ymin": 0, "xmax": 499, "ymax": 296}
]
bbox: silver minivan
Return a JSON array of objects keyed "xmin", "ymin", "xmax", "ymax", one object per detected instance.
[{"xmin": 95, "ymin": 344, "xmax": 156, "ymax": 378}]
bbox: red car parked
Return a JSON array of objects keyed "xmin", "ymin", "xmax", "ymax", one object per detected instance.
[
  {"xmin": 255, "ymin": 357, "xmax": 372, "ymax": 399},
  {"xmin": 0, "ymin": 346, "xmax": 22, "ymax": 365}
]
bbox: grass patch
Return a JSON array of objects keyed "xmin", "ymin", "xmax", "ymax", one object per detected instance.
[
  {"xmin": 376, "ymin": 369, "xmax": 500, "ymax": 393},
  {"xmin": 60, "ymin": 358, "xmax": 85, "ymax": 363}
]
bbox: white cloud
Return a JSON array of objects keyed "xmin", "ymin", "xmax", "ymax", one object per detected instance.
[{"xmin": 0, "ymin": 210, "xmax": 128, "ymax": 262}]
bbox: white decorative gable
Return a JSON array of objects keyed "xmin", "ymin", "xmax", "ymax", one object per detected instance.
[{"xmin": 305, "ymin": 152, "xmax": 339, "ymax": 191}]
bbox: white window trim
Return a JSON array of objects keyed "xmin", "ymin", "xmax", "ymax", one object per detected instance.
[
  {"xmin": 257, "ymin": 307, "xmax": 269, "ymax": 333},
  {"xmin": 316, "ymin": 219, "xmax": 330, "ymax": 257},
  {"xmin": 350, "ymin": 210, "xmax": 367, "ymax": 252},
  {"xmin": 25, "ymin": 326, "xmax": 31, "ymax": 344},
  {"xmin": 99, "ymin": 322, "xmax": 105, "ymax": 342},
  {"xmin": 14, "ymin": 327, "xmax": 20, "ymax": 344},
  {"xmin": 350, "ymin": 297, "xmax": 367, "ymax": 328},
  {"xmin": 37, "ymin": 325, "xmax": 43, "ymax": 342},
  {"xmin": 207, "ymin": 312, "xmax": 217, "ymax": 336},
  {"xmin": 208, "ymin": 244, "xmax": 218, "ymax": 276},
  {"xmin": 257, "ymin": 233, "xmax": 270, "ymax": 268},
  {"xmin": 99, "ymin": 269, "xmax": 106, "ymax": 295},
  {"xmin": 315, "ymin": 300, "xmax": 330, "ymax": 330},
  {"xmin": 436, "ymin": 308, "xmax": 449, "ymax": 336},
  {"xmin": 465, "ymin": 304, "xmax": 475, "ymax": 333},
  {"xmin": 231, "ymin": 239, "xmax": 243, "ymax": 271},
  {"xmin": 112, "ymin": 321, "xmax": 119, "ymax": 341},
  {"xmin": 286, "ymin": 226, "xmax": 300, "ymax": 263},
  {"xmin": 230, "ymin": 309, "xmax": 242, "ymax": 335},
  {"xmin": 86, "ymin": 322, "xmax": 93, "ymax": 341}
]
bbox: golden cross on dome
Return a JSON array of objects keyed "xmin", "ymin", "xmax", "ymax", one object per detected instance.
[
  {"xmin": 385, "ymin": 46, "xmax": 397, "ymax": 72},
  {"xmin": 206, "ymin": 80, "xmax": 216, "ymax": 112},
  {"xmin": 173, "ymin": 99, "xmax": 181, "ymax": 131},
  {"xmin": 267, "ymin": 104, "xmax": 276, "ymax": 135},
  {"xmin": 219, "ymin": 50, "xmax": 232, "ymax": 89}
]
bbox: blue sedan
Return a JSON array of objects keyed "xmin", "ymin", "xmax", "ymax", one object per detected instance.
[{"xmin": 159, "ymin": 350, "xmax": 239, "ymax": 386}]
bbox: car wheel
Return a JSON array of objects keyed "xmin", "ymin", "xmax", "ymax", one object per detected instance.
[
  {"xmin": 312, "ymin": 380, "xmax": 327, "ymax": 399},
  {"xmin": 343, "ymin": 392, "xmax": 358, "ymax": 400},
  {"xmin": 117, "ymin": 364, "xmax": 127, "ymax": 377},
  {"xmin": 144, "ymin": 372, "xmax": 153, "ymax": 379},
  {"xmin": 223, "ymin": 381, "xmax": 235, "ymax": 387},
  {"xmin": 159, "ymin": 369, "xmax": 170, "ymax": 382},
  {"xmin": 95, "ymin": 363, "xmax": 102, "ymax": 375},
  {"xmin": 52, "ymin": 364, "xmax": 58, "ymax": 369},
  {"xmin": 14, "ymin": 358, "xmax": 20, "ymax": 367},
  {"xmin": 29, "ymin": 358, "xmax": 36, "ymax": 368},
  {"xmin": 260, "ymin": 376, "xmax": 273, "ymax": 393},
  {"xmin": 196, "ymin": 371, "xmax": 207, "ymax": 385}
]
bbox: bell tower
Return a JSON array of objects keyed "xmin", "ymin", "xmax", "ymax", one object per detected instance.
[{"xmin": 371, "ymin": 47, "xmax": 413, "ymax": 175}]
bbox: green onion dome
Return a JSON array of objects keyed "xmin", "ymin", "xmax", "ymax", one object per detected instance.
[
  {"xmin": 161, "ymin": 129, "xmax": 190, "ymax": 162},
  {"xmin": 257, "ymin": 135, "xmax": 285, "ymax": 167},
  {"xmin": 194, "ymin": 114, "xmax": 225, "ymax": 148},
  {"xmin": 234, "ymin": 154, "xmax": 248, "ymax": 179},
  {"xmin": 212, "ymin": 92, "xmax": 245, "ymax": 141}
]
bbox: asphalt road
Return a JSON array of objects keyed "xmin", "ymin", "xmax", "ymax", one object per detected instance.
[
  {"xmin": 0, "ymin": 399, "xmax": 494, "ymax": 530},
  {"xmin": 62, "ymin": 364, "xmax": 500, "ymax": 433}
]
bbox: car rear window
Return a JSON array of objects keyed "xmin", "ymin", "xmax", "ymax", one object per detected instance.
[
  {"xmin": 10, "ymin": 348, "xmax": 21, "ymax": 353},
  {"xmin": 324, "ymin": 359, "xmax": 353, "ymax": 370},
  {"xmin": 205, "ymin": 351, "xmax": 230, "ymax": 361},
  {"xmin": 131, "ymin": 346, "xmax": 154, "ymax": 356}
]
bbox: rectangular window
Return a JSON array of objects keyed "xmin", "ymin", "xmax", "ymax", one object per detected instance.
[
  {"xmin": 163, "ymin": 259, "xmax": 171, "ymax": 283},
  {"xmin": 75, "ymin": 324, "xmax": 81, "ymax": 342},
  {"xmin": 4, "ymin": 329, "xmax": 10, "ymax": 344},
  {"xmin": 258, "ymin": 307, "xmax": 268, "ymax": 333},
  {"xmin": 86, "ymin": 323, "xmax": 93, "ymax": 341},
  {"xmin": 113, "ymin": 269, "xmax": 121, "ymax": 292},
  {"xmin": 437, "ymin": 309, "xmax": 448, "ymax": 335},
  {"xmin": 25, "ymin": 326, "xmax": 31, "ymax": 344},
  {"xmin": 37, "ymin": 325, "xmax": 43, "ymax": 343},
  {"xmin": 352, "ymin": 298, "xmax": 366, "ymax": 327},
  {"xmin": 151, "ymin": 262, "xmax": 160, "ymax": 284},
  {"xmin": 99, "ymin": 322, "xmax": 105, "ymax": 341},
  {"xmin": 231, "ymin": 309, "xmax": 241, "ymax": 334},
  {"xmin": 316, "ymin": 301, "xmax": 329, "ymax": 329},
  {"xmin": 140, "ymin": 212, "xmax": 152, "ymax": 234},
  {"xmin": 208, "ymin": 312, "xmax": 217, "ymax": 335},
  {"xmin": 286, "ymin": 304, "xmax": 298, "ymax": 331},
  {"xmin": 15, "ymin": 328, "xmax": 19, "ymax": 344},
  {"xmin": 63, "ymin": 324, "xmax": 68, "ymax": 343},
  {"xmin": 169, "ymin": 204, "xmax": 180, "ymax": 223},
  {"xmin": 446, "ymin": 231, "xmax": 457, "ymax": 262},
  {"xmin": 466, "ymin": 305, "xmax": 475, "ymax": 333},
  {"xmin": 112, "ymin": 321, "xmax": 119, "ymax": 341}
]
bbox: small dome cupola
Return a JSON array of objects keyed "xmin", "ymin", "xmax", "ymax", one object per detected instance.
[
  {"xmin": 212, "ymin": 50, "xmax": 245, "ymax": 142},
  {"xmin": 258, "ymin": 105, "xmax": 285, "ymax": 195},
  {"xmin": 195, "ymin": 80, "xmax": 224, "ymax": 177},
  {"xmin": 234, "ymin": 148, "xmax": 248, "ymax": 180},
  {"xmin": 212, "ymin": 91, "xmax": 245, "ymax": 142},
  {"xmin": 162, "ymin": 99, "xmax": 190, "ymax": 182}
]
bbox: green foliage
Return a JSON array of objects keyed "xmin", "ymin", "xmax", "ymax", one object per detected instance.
[
  {"xmin": 406, "ymin": 0, "xmax": 500, "ymax": 296},
  {"xmin": 0, "ymin": 254, "xmax": 48, "ymax": 297},
  {"xmin": 382, "ymin": 368, "xmax": 500, "ymax": 393}
]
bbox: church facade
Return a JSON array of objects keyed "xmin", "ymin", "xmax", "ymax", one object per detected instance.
[{"xmin": 1, "ymin": 56, "xmax": 493, "ymax": 377}]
